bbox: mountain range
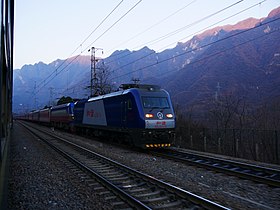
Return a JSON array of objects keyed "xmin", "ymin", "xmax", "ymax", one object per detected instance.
[{"xmin": 13, "ymin": 7, "xmax": 280, "ymax": 120}]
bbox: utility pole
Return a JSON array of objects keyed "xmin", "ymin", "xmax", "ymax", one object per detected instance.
[{"xmin": 89, "ymin": 47, "xmax": 103, "ymax": 97}]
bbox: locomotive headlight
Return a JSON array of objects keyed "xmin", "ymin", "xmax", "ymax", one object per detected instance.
[
  {"xmin": 145, "ymin": 113, "xmax": 154, "ymax": 118},
  {"xmin": 166, "ymin": 114, "xmax": 173, "ymax": 118}
]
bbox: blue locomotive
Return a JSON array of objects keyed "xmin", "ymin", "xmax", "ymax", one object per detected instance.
[
  {"xmin": 20, "ymin": 84, "xmax": 176, "ymax": 148},
  {"xmin": 74, "ymin": 84, "xmax": 175, "ymax": 148}
]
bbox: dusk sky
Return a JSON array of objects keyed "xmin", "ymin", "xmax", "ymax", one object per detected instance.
[{"xmin": 14, "ymin": 0, "xmax": 280, "ymax": 69}]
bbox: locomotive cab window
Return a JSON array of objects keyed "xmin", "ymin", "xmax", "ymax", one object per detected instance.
[{"xmin": 142, "ymin": 97, "xmax": 170, "ymax": 109}]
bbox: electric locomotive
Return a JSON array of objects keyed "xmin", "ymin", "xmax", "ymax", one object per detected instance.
[
  {"xmin": 74, "ymin": 84, "xmax": 175, "ymax": 148},
  {"xmin": 50, "ymin": 102, "xmax": 75, "ymax": 130}
]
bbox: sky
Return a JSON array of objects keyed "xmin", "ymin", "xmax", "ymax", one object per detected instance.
[{"xmin": 14, "ymin": 0, "xmax": 280, "ymax": 69}]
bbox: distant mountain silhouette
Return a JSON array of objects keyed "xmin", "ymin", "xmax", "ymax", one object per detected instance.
[
  {"xmin": 13, "ymin": 7, "xmax": 280, "ymax": 119},
  {"xmin": 161, "ymin": 7, "xmax": 280, "ymax": 117}
]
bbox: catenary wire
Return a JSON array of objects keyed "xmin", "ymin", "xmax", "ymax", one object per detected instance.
[
  {"xmin": 34, "ymin": 1, "xmax": 271, "ymax": 101},
  {"xmin": 36, "ymin": 0, "xmax": 242, "ymax": 92},
  {"xmin": 83, "ymin": 0, "xmax": 142, "ymax": 51},
  {"xmin": 107, "ymin": 0, "xmax": 197, "ymax": 55},
  {"xmin": 57, "ymin": 18, "xmax": 280, "ymax": 97},
  {"xmin": 107, "ymin": 0, "xmax": 265, "ymax": 73},
  {"xmin": 35, "ymin": 0, "xmax": 124, "ymax": 91},
  {"xmin": 174, "ymin": 28, "xmax": 280, "ymax": 92},
  {"xmin": 111, "ymin": 17, "xmax": 280, "ymax": 81},
  {"xmin": 35, "ymin": 0, "xmax": 142, "ymax": 94},
  {"xmin": 62, "ymin": 26, "xmax": 280, "ymax": 98},
  {"xmin": 42, "ymin": 0, "xmax": 270, "ymax": 96},
  {"xmin": 105, "ymin": 0, "xmax": 247, "ymax": 65}
]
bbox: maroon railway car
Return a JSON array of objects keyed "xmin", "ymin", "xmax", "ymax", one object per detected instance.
[{"xmin": 39, "ymin": 108, "xmax": 50, "ymax": 123}]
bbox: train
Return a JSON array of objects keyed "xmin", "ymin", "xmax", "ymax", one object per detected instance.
[{"xmin": 18, "ymin": 84, "xmax": 176, "ymax": 148}]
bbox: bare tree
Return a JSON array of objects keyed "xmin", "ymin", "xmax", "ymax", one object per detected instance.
[
  {"xmin": 252, "ymin": 97, "xmax": 280, "ymax": 130},
  {"xmin": 208, "ymin": 94, "xmax": 233, "ymax": 130},
  {"xmin": 208, "ymin": 94, "xmax": 251, "ymax": 130},
  {"xmin": 234, "ymin": 97, "xmax": 251, "ymax": 129},
  {"xmin": 268, "ymin": 97, "xmax": 280, "ymax": 130},
  {"xmin": 94, "ymin": 62, "xmax": 114, "ymax": 95}
]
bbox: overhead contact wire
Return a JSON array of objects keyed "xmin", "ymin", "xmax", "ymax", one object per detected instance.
[
  {"xmin": 112, "ymin": 16, "xmax": 280, "ymax": 80},
  {"xmin": 106, "ymin": 0, "xmax": 246, "ymax": 68},
  {"xmin": 107, "ymin": 0, "xmax": 197, "ymax": 55},
  {"xmin": 84, "ymin": 0, "xmax": 143, "ymax": 50},
  {"xmin": 36, "ymin": 0, "xmax": 124, "ymax": 92},
  {"xmin": 35, "ymin": 0, "xmax": 142, "ymax": 94},
  {"xmin": 108, "ymin": 0, "xmax": 265, "ymax": 74}
]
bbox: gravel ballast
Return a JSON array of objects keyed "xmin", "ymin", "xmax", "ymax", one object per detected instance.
[
  {"xmin": 8, "ymin": 122, "xmax": 113, "ymax": 209},
  {"xmin": 9, "ymin": 122, "xmax": 280, "ymax": 209},
  {"xmin": 52, "ymin": 126, "xmax": 280, "ymax": 210}
]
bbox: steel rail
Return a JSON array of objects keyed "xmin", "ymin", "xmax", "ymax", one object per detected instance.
[
  {"xmin": 19, "ymin": 121, "xmax": 229, "ymax": 210},
  {"xmin": 150, "ymin": 149, "xmax": 280, "ymax": 187},
  {"xmin": 19, "ymin": 122, "xmax": 149, "ymax": 209}
]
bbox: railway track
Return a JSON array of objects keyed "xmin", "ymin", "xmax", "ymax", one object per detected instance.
[
  {"xmin": 20, "ymin": 121, "xmax": 229, "ymax": 210},
  {"xmin": 149, "ymin": 148, "xmax": 280, "ymax": 188}
]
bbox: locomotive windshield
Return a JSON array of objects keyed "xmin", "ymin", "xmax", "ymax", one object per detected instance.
[{"xmin": 142, "ymin": 97, "xmax": 170, "ymax": 109}]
